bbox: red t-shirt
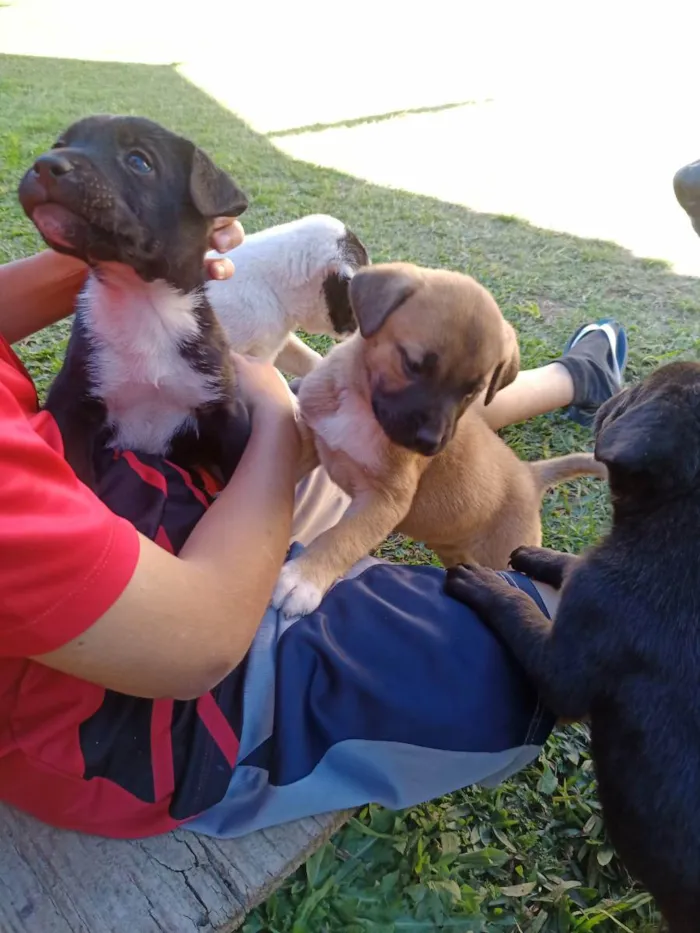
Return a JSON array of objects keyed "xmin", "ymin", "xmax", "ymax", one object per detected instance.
[{"xmin": 0, "ymin": 337, "xmax": 241, "ymax": 837}]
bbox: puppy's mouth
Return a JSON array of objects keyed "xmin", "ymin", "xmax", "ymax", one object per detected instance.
[
  {"xmin": 30, "ymin": 202, "xmax": 91, "ymax": 251},
  {"xmin": 19, "ymin": 168, "xmax": 94, "ymax": 254},
  {"xmin": 395, "ymin": 431, "xmax": 450, "ymax": 457},
  {"xmin": 19, "ymin": 166, "xmax": 148, "ymax": 268},
  {"xmin": 410, "ymin": 435, "xmax": 448, "ymax": 456},
  {"xmin": 371, "ymin": 397, "xmax": 451, "ymax": 456}
]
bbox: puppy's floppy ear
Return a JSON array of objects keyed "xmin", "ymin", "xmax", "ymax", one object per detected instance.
[
  {"xmin": 189, "ymin": 147, "xmax": 248, "ymax": 218},
  {"xmin": 349, "ymin": 265, "xmax": 417, "ymax": 338},
  {"xmin": 595, "ymin": 398, "xmax": 699, "ymax": 484},
  {"xmin": 484, "ymin": 322, "xmax": 520, "ymax": 406}
]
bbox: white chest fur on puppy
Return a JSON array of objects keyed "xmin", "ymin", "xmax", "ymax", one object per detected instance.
[
  {"xmin": 81, "ymin": 267, "xmax": 222, "ymax": 454},
  {"xmin": 312, "ymin": 389, "xmax": 387, "ymax": 478},
  {"xmin": 206, "ymin": 214, "xmax": 368, "ymax": 376},
  {"xmin": 271, "ymin": 337, "xmax": 391, "ymax": 618},
  {"xmin": 271, "ymin": 388, "xmax": 389, "ymax": 618}
]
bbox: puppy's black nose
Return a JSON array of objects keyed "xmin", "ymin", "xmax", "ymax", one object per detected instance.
[
  {"xmin": 673, "ymin": 160, "xmax": 700, "ymax": 212},
  {"xmin": 414, "ymin": 425, "xmax": 443, "ymax": 456},
  {"xmin": 32, "ymin": 152, "xmax": 74, "ymax": 183}
]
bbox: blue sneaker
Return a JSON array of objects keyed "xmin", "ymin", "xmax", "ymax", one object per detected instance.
[{"xmin": 558, "ymin": 319, "xmax": 628, "ymax": 427}]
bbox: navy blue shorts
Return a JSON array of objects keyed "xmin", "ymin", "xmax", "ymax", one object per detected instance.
[{"xmin": 187, "ymin": 543, "xmax": 554, "ymax": 838}]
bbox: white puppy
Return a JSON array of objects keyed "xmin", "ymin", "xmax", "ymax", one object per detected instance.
[{"xmin": 206, "ymin": 214, "xmax": 369, "ymax": 376}]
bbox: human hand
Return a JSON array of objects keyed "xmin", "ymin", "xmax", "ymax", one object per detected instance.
[
  {"xmin": 204, "ymin": 217, "xmax": 245, "ymax": 281},
  {"xmin": 232, "ymin": 353, "xmax": 298, "ymax": 422}
]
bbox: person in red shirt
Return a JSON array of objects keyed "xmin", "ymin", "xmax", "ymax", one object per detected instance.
[{"xmin": 0, "ymin": 230, "xmax": 626, "ymax": 840}]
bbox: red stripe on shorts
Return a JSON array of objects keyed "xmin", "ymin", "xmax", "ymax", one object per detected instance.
[
  {"xmin": 196, "ymin": 693, "xmax": 240, "ymax": 767},
  {"xmin": 121, "ymin": 450, "xmax": 168, "ymax": 495},
  {"xmin": 150, "ymin": 700, "xmax": 175, "ymax": 801},
  {"xmin": 155, "ymin": 525, "xmax": 174, "ymax": 553},
  {"xmin": 167, "ymin": 460, "xmax": 210, "ymax": 509}
]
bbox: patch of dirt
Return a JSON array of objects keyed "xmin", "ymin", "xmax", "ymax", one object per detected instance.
[{"xmin": 537, "ymin": 298, "xmax": 576, "ymax": 321}]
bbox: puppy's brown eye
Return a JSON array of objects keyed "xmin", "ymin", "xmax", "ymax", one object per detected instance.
[
  {"xmin": 399, "ymin": 346, "xmax": 424, "ymax": 377},
  {"xmin": 126, "ymin": 150, "xmax": 153, "ymax": 174},
  {"xmin": 52, "ymin": 140, "xmax": 67, "ymax": 149}
]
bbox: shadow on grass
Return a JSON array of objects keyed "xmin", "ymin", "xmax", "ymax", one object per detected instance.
[{"xmin": 0, "ymin": 51, "xmax": 696, "ymax": 932}]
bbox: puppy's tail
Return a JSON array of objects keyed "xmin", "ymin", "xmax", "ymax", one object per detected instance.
[{"xmin": 530, "ymin": 453, "xmax": 608, "ymax": 494}]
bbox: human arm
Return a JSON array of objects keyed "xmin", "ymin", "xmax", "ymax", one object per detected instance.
[
  {"xmin": 0, "ymin": 250, "xmax": 86, "ymax": 343},
  {"xmin": 3, "ymin": 356, "xmax": 301, "ymax": 700}
]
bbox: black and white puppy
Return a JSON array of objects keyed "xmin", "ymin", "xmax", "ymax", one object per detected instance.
[
  {"xmin": 19, "ymin": 114, "xmax": 250, "ymax": 488},
  {"xmin": 208, "ymin": 214, "xmax": 368, "ymax": 377},
  {"xmin": 445, "ymin": 361, "xmax": 700, "ymax": 933}
]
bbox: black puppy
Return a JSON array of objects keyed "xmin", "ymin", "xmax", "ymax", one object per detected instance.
[
  {"xmin": 445, "ymin": 361, "xmax": 700, "ymax": 933},
  {"xmin": 18, "ymin": 114, "xmax": 250, "ymax": 488}
]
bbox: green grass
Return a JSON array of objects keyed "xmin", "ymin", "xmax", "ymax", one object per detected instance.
[{"xmin": 1, "ymin": 51, "xmax": 698, "ymax": 933}]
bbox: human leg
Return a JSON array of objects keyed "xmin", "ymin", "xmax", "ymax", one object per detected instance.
[
  {"xmin": 291, "ymin": 466, "xmax": 351, "ymax": 545},
  {"xmin": 478, "ymin": 362, "xmax": 576, "ymax": 432},
  {"xmin": 478, "ymin": 320, "xmax": 628, "ymax": 431}
]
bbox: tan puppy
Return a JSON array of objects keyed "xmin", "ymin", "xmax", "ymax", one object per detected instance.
[{"xmin": 273, "ymin": 262, "xmax": 606, "ymax": 617}]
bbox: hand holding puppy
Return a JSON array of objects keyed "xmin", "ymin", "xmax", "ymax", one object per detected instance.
[
  {"xmin": 204, "ymin": 217, "xmax": 245, "ymax": 281},
  {"xmin": 232, "ymin": 352, "xmax": 299, "ymax": 420}
]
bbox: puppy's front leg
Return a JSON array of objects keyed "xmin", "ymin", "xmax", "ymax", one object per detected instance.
[
  {"xmin": 272, "ymin": 487, "xmax": 413, "ymax": 618},
  {"xmin": 274, "ymin": 334, "xmax": 323, "ymax": 377},
  {"xmin": 445, "ymin": 564, "xmax": 594, "ymax": 720}
]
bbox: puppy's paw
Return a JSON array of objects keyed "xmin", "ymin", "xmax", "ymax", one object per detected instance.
[
  {"xmin": 509, "ymin": 546, "xmax": 552, "ymax": 575},
  {"xmin": 509, "ymin": 546, "xmax": 577, "ymax": 589},
  {"xmin": 444, "ymin": 563, "xmax": 510, "ymax": 613},
  {"xmin": 272, "ymin": 560, "xmax": 326, "ymax": 618}
]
